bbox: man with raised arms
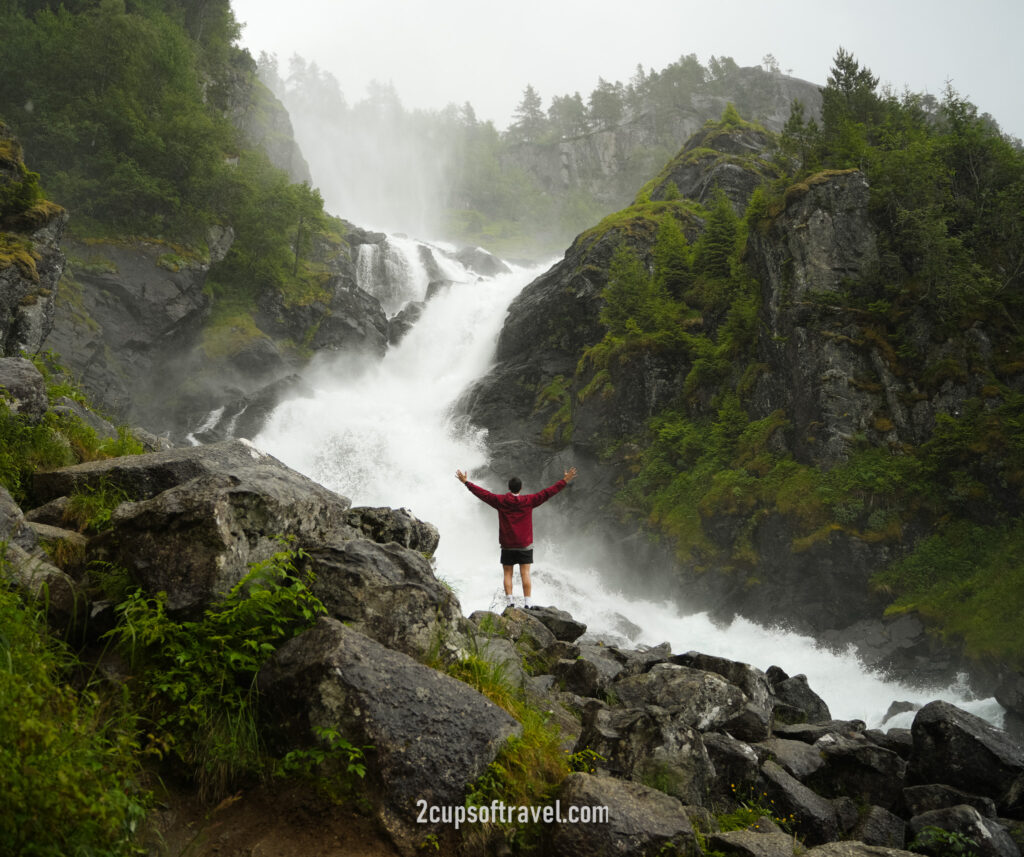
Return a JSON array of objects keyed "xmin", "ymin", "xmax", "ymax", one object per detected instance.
[{"xmin": 456, "ymin": 467, "xmax": 578, "ymax": 609}]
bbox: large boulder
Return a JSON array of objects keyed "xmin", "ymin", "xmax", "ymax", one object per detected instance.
[
  {"xmin": 759, "ymin": 759, "xmax": 839, "ymax": 845},
  {"xmin": 303, "ymin": 539, "xmax": 463, "ymax": 661},
  {"xmin": 909, "ymin": 701, "xmax": 1024, "ymax": 818},
  {"xmin": 344, "ymin": 505, "xmax": 440, "ymax": 556},
  {"xmin": 574, "ymin": 702, "xmax": 714, "ymax": 805},
  {"xmin": 768, "ymin": 667, "xmax": 833, "ymax": 724},
  {"xmin": 549, "ymin": 772, "xmax": 698, "ymax": 857},
  {"xmin": 258, "ymin": 618, "xmax": 520, "ymax": 857},
  {"xmin": 614, "ymin": 662, "xmax": 768, "ymax": 741},
  {"xmin": 59, "ymin": 442, "xmax": 356, "ymax": 614},
  {"xmin": 907, "ymin": 806, "xmax": 1019, "ymax": 857},
  {"xmin": 803, "ymin": 732, "xmax": 908, "ymax": 810},
  {"xmin": 672, "ymin": 652, "xmax": 774, "ymax": 740}
]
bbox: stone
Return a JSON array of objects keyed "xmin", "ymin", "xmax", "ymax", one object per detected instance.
[
  {"xmin": 614, "ymin": 662, "xmax": 763, "ymax": 739},
  {"xmin": 0, "ymin": 356, "xmax": 47, "ymax": 421},
  {"xmin": 754, "ymin": 737, "xmax": 825, "ymax": 781},
  {"xmin": 704, "ymin": 732, "xmax": 761, "ymax": 804},
  {"xmin": 908, "ymin": 806, "xmax": 1019, "ymax": 857},
  {"xmin": 304, "ymin": 539, "xmax": 465, "ymax": 662},
  {"xmin": 706, "ymin": 830, "xmax": 802, "ymax": 857},
  {"xmin": 454, "ymin": 246, "xmax": 512, "ymax": 278},
  {"xmin": 574, "ymin": 702, "xmax": 714, "ymax": 806},
  {"xmin": 548, "ymin": 772, "xmax": 698, "ymax": 857},
  {"xmin": 902, "ymin": 784, "xmax": 998, "ymax": 819},
  {"xmin": 672, "ymin": 652, "xmax": 774, "ymax": 740},
  {"xmin": 525, "ymin": 605, "xmax": 587, "ymax": 642},
  {"xmin": 803, "ymin": 845, "xmax": 918, "ymax": 857},
  {"xmin": 76, "ymin": 443, "xmax": 355, "ymax": 615},
  {"xmin": 3, "ymin": 541, "xmax": 85, "ymax": 634},
  {"xmin": 257, "ymin": 618, "xmax": 520, "ymax": 857},
  {"xmin": 853, "ymin": 805, "xmax": 906, "ymax": 849},
  {"xmin": 344, "ymin": 505, "xmax": 440, "ymax": 556},
  {"xmin": 771, "ymin": 673, "xmax": 832, "ymax": 724},
  {"xmin": 909, "ymin": 700, "xmax": 1024, "ymax": 817},
  {"xmin": 759, "ymin": 759, "xmax": 839, "ymax": 845},
  {"xmin": 804, "ymin": 732, "xmax": 907, "ymax": 810}
]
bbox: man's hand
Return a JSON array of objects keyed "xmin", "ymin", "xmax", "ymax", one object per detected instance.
[
  {"xmin": 456, "ymin": 469, "xmax": 468, "ymax": 483},
  {"xmin": 564, "ymin": 466, "xmax": 578, "ymax": 483}
]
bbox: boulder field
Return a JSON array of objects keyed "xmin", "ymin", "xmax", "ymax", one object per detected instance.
[{"xmin": 2, "ymin": 431, "xmax": 1023, "ymax": 857}]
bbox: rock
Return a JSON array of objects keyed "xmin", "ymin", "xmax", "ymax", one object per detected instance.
[
  {"xmin": 770, "ymin": 672, "xmax": 833, "ymax": 724},
  {"xmin": 553, "ymin": 645, "xmax": 625, "ymax": 699},
  {"xmin": 1, "ymin": 483, "xmax": 38, "ymax": 550},
  {"xmin": 257, "ymin": 618, "xmax": 520, "ymax": 857},
  {"xmin": 865, "ymin": 728, "xmax": 914, "ymax": 759},
  {"xmin": 387, "ymin": 301, "xmax": 424, "ymax": 345},
  {"xmin": 574, "ymin": 702, "xmax": 714, "ymax": 805},
  {"xmin": 24, "ymin": 521, "xmax": 87, "ymax": 575},
  {"xmin": 50, "ymin": 396, "xmax": 118, "ymax": 441},
  {"xmin": 672, "ymin": 652, "xmax": 774, "ymax": 740},
  {"xmin": 804, "ymin": 845, "xmax": 918, "ymax": 857},
  {"xmin": 883, "ymin": 701, "xmax": 921, "ymax": 726},
  {"xmin": 22, "ymin": 495, "xmax": 69, "ymax": 527},
  {"xmin": 0, "ymin": 356, "xmax": 47, "ymax": 421},
  {"xmin": 902, "ymin": 784, "xmax": 998, "ymax": 819},
  {"xmin": 2, "ymin": 541, "xmax": 85, "ymax": 634},
  {"xmin": 548, "ymin": 772, "xmax": 697, "ymax": 857},
  {"xmin": 303, "ymin": 540, "xmax": 464, "ymax": 662},
  {"xmin": 754, "ymin": 737, "xmax": 825, "ymax": 780},
  {"xmin": 853, "ymin": 805, "xmax": 906, "ymax": 849},
  {"xmin": 525, "ymin": 605, "xmax": 587, "ymax": 642},
  {"xmin": 454, "ymin": 246, "xmax": 511, "ymax": 278},
  {"xmin": 76, "ymin": 443, "xmax": 355, "ymax": 615},
  {"xmin": 344, "ymin": 506, "xmax": 440, "ymax": 556},
  {"xmin": 908, "ymin": 806, "xmax": 1019, "ymax": 857},
  {"xmin": 909, "ymin": 700, "xmax": 1024, "ymax": 817},
  {"xmin": 188, "ymin": 375, "xmax": 315, "ymax": 444},
  {"xmin": 759, "ymin": 759, "xmax": 839, "ymax": 845},
  {"xmin": 704, "ymin": 732, "xmax": 761, "ymax": 803},
  {"xmin": 33, "ymin": 439, "xmax": 297, "ymax": 505},
  {"xmin": 706, "ymin": 830, "xmax": 802, "ymax": 857},
  {"xmin": 772, "ymin": 720, "xmax": 866, "ymax": 744},
  {"xmin": 803, "ymin": 732, "xmax": 907, "ymax": 810},
  {"xmin": 614, "ymin": 662, "xmax": 765, "ymax": 740}
]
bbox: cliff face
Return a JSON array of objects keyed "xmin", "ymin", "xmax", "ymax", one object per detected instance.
[{"xmin": 0, "ymin": 123, "xmax": 67, "ymax": 357}]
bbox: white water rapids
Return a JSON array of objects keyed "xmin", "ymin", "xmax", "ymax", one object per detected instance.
[{"xmin": 253, "ymin": 237, "xmax": 1004, "ymax": 731}]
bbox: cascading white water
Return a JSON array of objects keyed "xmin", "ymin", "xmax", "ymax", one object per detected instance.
[{"xmin": 253, "ymin": 238, "xmax": 1004, "ymax": 731}]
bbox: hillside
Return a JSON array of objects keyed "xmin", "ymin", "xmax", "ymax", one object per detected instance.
[{"xmin": 465, "ymin": 57, "xmax": 1024, "ymax": 713}]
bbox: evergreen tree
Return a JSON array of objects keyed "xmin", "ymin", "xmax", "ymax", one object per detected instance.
[
  {"xmin": 693, "ymin": 191, "xmax": 738, "ymax": 281},
  {"xmin": 509, "ymin": 84, "xmax": 547, "ymax": 142},
  {"xmin": 653, "ymin": 216, "xmax": 692, "ymax": 300}
]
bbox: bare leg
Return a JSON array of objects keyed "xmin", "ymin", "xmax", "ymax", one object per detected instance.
[
  {"xmin": 502, "ymin": 565, "xmax": 514, "ymax": 596},
  {"xmin": 520, "ymin": 564, "xmax": 532, "ymax": 597}
]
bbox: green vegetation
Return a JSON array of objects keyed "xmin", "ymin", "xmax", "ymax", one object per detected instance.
[
  {"xmin": 104, "ymin": 542, "xmax": 326, "ymax": 800},
  {"xmin": 0, "ymin": 562, "xmax": 148, "ymax": 857},
  {"xmin": 556, "ymin": 61, "xmax": 1024, "ymax": 663}
]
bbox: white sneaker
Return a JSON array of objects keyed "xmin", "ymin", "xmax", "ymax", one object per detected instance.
[{"xmin": 523, "ymin": 597, "xmax": 534, "ymax": 609}]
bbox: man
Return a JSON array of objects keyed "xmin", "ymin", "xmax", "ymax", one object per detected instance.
[{"xmin": 456, "ymin": 466, "xmax": 578, "ymax": 609}]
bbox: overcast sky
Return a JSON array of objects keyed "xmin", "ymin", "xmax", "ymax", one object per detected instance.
[{"xmin": 233, "ymin": 0, "xmax": 1024, "ymax": 140}]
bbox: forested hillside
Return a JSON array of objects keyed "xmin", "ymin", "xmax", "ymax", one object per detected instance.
[
  {"xmin": 468, "ymin": 51, "xmax": 1024, "ymax": 677},
  {"xmin": 259, "ymin": 51, "xmax": 821, "ymax": 257}
]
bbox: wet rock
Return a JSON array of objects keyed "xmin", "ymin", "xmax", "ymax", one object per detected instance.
[
  {"xmin": 454, "ymin": 246, "xmax": 511, "ymax": 278},
  {"xmin": 902, "ymin": 784, "xmax": 998, "ymax": 819},
  {"xmin": 706, "ymin": 830, "xmax": 801, "ymax": 857},
  {"xmin": 759, "ymin": 759, "xmax": 839, "ymax": 845},
  {"xmin": 772, "ymin": 720, "xmax": 866, "ymax": 744},
  {"xmin": 575, "ymin": 702, "xmax": 714, "ymax": 805},
  {"xmin": 526, "ymin": 605, "xmax": 587, "ymax": 642},
  {"xmin": 770, "ymin": 671, "xmax": 832, "ymax": 724},
  {"xmin": 865, "ymin": 728, "xmax": 914, "ymax": 759},
  {"xmin": 852, "ymin": 805, "xmax": 906, "ymax": 849},
  {"xmin": 0, "ymin": 356, "xmax": 47, "ymax": 421},
  {"xmin": 614, "ymin": 662, "xmax": 765, "ymax": 739},
  {"xmin": 672, "ymin": 652, "xmax": 774, "ymax": 740},
  {"xmin": 304, "ymin": 539, "xmax": 463, "ymax": 662},
  {"xmin": 73, "ymin": 443, "xmax": 355, "ymax": 615},
  {"xmin": 908, "ymin": 806, "xmax": 1019, "ymax": 857},
  {"xmin": 386, "ymin": 301, "xmax": 424, "ymax": 345},
  {"xmin": 345, "ymin": 505, "xmax": 440, "ymax": 556},
  {"xmin": 804, "ymin": 732, "xmax": 907, "ymax": 810},
  {"xmin": 754, "ymin": 737, "xmax": 825, "ymax": 781},
  {"xmin": 909, "ymin": 700, "xmax": 1024, "ymax": 817},
  {"xmin": 549, "ymin": 772, "xmax": 697, "ymax": 857},
  {"xmin": 704, "ymin": 732, "xmax": 761, "ymax": 803},
  {"xmin": 257, "ymin": 618, "xmax": 520, "ymax": 857}
]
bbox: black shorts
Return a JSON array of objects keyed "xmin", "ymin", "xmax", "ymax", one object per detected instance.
[{"xmin": 500, "ymin": 547, "xmax": 534, "ymax": 566}]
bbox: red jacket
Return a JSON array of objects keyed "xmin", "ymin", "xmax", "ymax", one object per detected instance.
[{"xmin": 464, "ymin": 479, "xmax": 567, "ymax": 548}]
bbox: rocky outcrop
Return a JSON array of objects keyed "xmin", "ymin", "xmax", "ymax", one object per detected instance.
[
  {"xmin": 1, "ymin": 123, "xmax": 67, "ymax": 357},
  {"xmin": 257, "ymin": 617, "xmax": 520, "ymax": 856}
]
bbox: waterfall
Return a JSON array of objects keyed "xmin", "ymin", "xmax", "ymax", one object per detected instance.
[{"xmin": 253, "ymin": 238, "xmax": 1005, "ymax": 731}]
